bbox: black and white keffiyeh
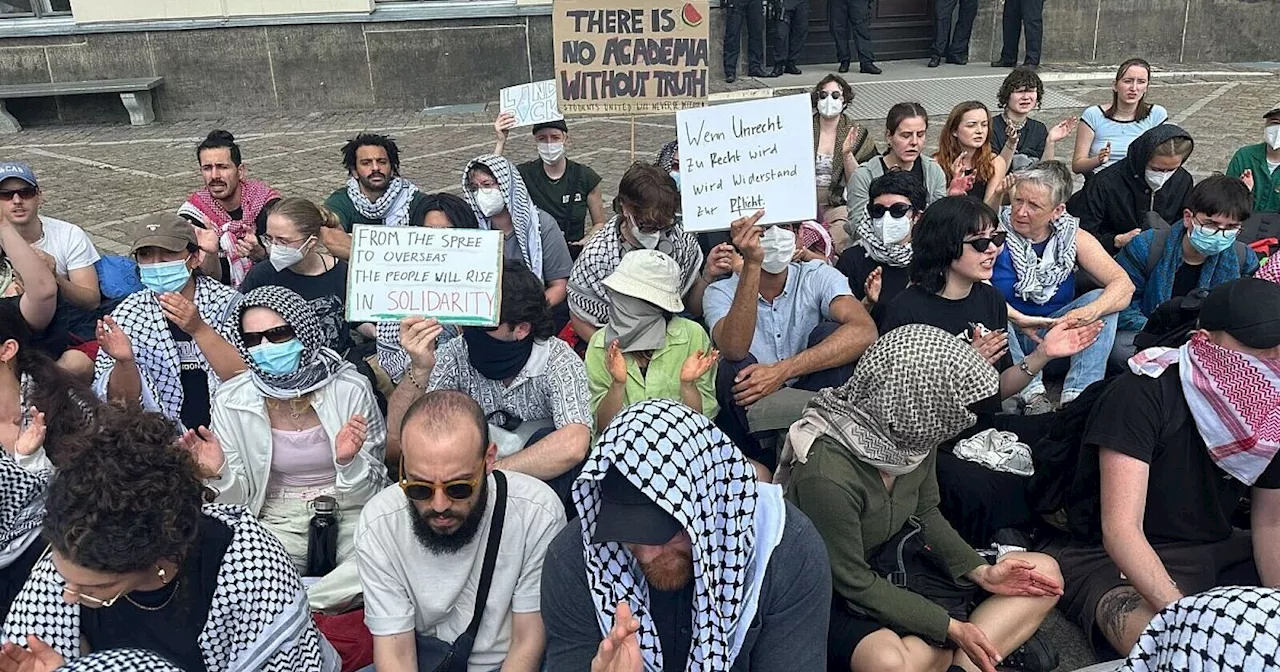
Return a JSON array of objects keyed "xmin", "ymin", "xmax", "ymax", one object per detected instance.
[
  {"xmin": 1121, "ymin": 586, "xmax": 1280, "ymax": 672},
  {"xmin": 461, "ymin": 154, "xmax": 545, "ymax": 280},
  {"xmin": 375, "ymin": 320, "xmax": 459, "ymax": 384},
  {"xmin": 58, "ymin": 649, "xmax": 183, "ymax": 671},
  {"xmin": 655, "ymin": 140, "xmax": 679, "ymax": 172},
  {"xmin": 0, "ymin": 451, "xmax": 47, "ymax": 568},
  {"xmin": 575, "ymin": 399, "xmax": 759, "ymax": 671},
  {"xmin": 568, "ymin": 217, "xmax": 703, "ymax": 327},
  {"xmin": 230, "ymin": 285, "xmax": 350, "ymax": 400},
  {"xmin": 91, "ymin": 277, "xmax": 242, "ymax": 430},
  {"xmin": 3, "ymin": 503, "xmax": 339, "ymax": 671},
  {"xmin": 1000, "ymin": 206, "xmax": 1079, "ymax": 305},
  {"xmin": 345, "ymin": 175, "xmax": 419, "ymax": 227},
  {"xmin": 853, "ymin": 211, "xmax": 913, "ymax": 267}
]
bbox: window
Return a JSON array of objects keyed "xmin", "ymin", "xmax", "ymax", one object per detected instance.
[{"xmin": 0, "ymin": 0, "xmax": 71, "ymax": 18}]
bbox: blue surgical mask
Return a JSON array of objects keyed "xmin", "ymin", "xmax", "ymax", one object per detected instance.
[
  {"xmin": 138, "ymin": 259, "xmax": 192, "ymax": 294},
  {"xmin": 1188, "ymin": 222, "xmax": 1237, "ymax": 256},
  {"xmin": 669, "ymin": 170, "xmax": 681, "ymax": 189},
  {"xmin": 249, "ymin": 339, "xmax": 305, "ymax": 377}
]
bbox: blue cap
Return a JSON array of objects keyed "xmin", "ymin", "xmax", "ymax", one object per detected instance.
[{"xmin": 0, "ymin": 162, "xmax": 37, "ymax": 188}]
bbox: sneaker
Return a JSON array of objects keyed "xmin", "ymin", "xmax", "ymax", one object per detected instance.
[
  {"xmin": 1002, "ymin": 631, "xmax": 1059, "ymax": 672},
  {"xmin": 1022, "ymin": 393, "xmax": 1053, "ymax": 416}
]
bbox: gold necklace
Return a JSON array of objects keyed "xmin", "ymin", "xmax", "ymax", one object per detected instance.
[
  {"xmin": 266, "ymin": 397, "xmax": 313, "ymax": 429},
  {"xmin": 124, "ymin": 576, "xmax": 182, "ymax": 612}
]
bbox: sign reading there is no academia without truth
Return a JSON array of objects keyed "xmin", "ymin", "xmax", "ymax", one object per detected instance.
[
  {"xmin": 553, "ymin": 0, "xmax": 710, "ymax": 115},
  {"xmin": 346, "ymin": 225, "xmax": 504, "ymax": 325}
]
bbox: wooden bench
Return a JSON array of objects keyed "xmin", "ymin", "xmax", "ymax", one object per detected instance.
[{"xmin": 0, "ymin": 77, "xmax": 164, "ymax": 133}]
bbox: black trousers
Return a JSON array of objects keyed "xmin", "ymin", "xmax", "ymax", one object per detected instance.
[
  {"xmin": 774, "ymin": 2, "xmax": 811, "ymax": 65},
  {"xmin": 999, "ymin": 0, "xmax": 1044, "ymax": 65},
  {"xmin": 932, "ymin": 0, "xmax": 978, "ymax": 60},
  {"xmin": 827, "ymin": 0, "xmax": 875, "ymax": 66},
  {"xmin": 723, "ymin": 0, "xmax": 766, "ymax": 75}
]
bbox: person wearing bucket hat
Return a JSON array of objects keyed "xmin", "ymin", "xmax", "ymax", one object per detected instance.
[
  {"xmin": 91, "ymin": 213, "xmax": 245, "ymax": 433},
  {"xmin": 586, "ymin": 250, "xmax": 719, "ymax": 431},
  {"xmin": 1055, "ymin": 277, "xmax": 1280, "ymax": 657}
]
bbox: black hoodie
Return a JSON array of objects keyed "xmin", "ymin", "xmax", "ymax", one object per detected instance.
[{"xmin": 1068, "ymin": 124, "xmax": 1195, "ymax": 256}]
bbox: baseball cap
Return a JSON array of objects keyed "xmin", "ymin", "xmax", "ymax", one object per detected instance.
[
  {"xmin": 590, "ymin": 468, "xmax": 683, "ymax": 546},
  {"xmin": 531, "ymin": 119, "xmax": 568, "ymax": 135},
  {"xmin": 1199, "ymin": 278, "xmax": 1280, "ymax": 349},
  {"xmin": 0, "ymin": 162, "xmax": 38, "ymax": 188},
  {"xmin": 1263, "ymin": 108, "xmax": 1280, "ymax": 122},
  {"xmin": 130, "ymin": 213, "xmax": 197, "ymax": 254}
]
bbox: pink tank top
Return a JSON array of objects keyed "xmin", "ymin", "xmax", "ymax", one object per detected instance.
[{"xmin": 268, "ymin": 425, "xmax": 337, "ymax": 489}]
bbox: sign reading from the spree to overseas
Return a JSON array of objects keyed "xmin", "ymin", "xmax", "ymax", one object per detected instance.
[
  {"xmin": 553, "ymin": 0, "xmax": 710, "ymax": 115},
  {"xmin": 500, "ymin": 80, "xmax": 564, "ymax": 127},
  {"xmin": 675, "ymin": 93, "xmax": 817, "ymax": 232},
  {"xmin": 346, "ymin": 225, "xmax": 503, "ymax": 325}
]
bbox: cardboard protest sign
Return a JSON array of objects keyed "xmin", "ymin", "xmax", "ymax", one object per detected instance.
[
  {"xmin": 553, "ymin": 0, "xmax": 710, "ymax": 115},
  {"xmin": 675, "ymin": 93, "xmax": 817, "ymax": 232},
  {"xmin": 347, "ymin": 225, "xmax": 503, "ymax": 325},
  {"xmin": 500, "ymin": 80, "xmax": 564, "ymax": 127}
]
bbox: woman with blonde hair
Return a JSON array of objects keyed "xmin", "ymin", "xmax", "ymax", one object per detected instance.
[{"xmin": 936, "ymin": 101, "xmax": 1010, "ymax": 208}]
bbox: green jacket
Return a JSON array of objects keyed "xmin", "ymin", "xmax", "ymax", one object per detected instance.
[
  {"xmin": 1226, "ymin": 143, "xmax": 1280, "ymax": 214},
  {"xmin": 787, "ymin": 438, "xmax": 984, "ymax": 643},
  {"xmin": 585, "ymin": 317, "xmax": 718, "ymax": 430}
]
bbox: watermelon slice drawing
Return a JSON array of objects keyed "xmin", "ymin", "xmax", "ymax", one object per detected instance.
[{"xmin": 681, "ymin": 2, "xmax": 703, "ymax": 28}]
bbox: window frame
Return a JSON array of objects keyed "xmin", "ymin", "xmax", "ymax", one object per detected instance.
[{"xmin": 0, "ymin": 0, "xmax": 71, "ymax": 19}]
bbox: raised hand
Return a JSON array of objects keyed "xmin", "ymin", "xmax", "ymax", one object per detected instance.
[
  {"xmin": 96, "ymin": 316, "xmax": 135, "ymax": 362},
  {"xmin": 679, "ymin": 349, "xmax": 719, "ymax": 384},
  {"xmin": 399, "ymin": 317, "xmax": 444, "ymax": 378},
  {"xmin": 1048, "ymin": 117, "xmax": 1078, "ymax": 143},
  {"xmin": 13, "ymin": 409, "xmax": 45, "ymax": 457},
  {"xmin": 591, "ymin": 601, "xmax": 643, "ymax": 672},
  {"xmin": 729, "ymin": 210, "xmax": 766, "ymax": 265},
  {"xmin": 863, "ymin": 266, "xmax": 883, "ymax": 305},
  {"xmin": 606, "ymin": 340, "xmax": 629, "ymax": 384},
  {"xmin": 178, "ymin": 426, "xmax": 226, "ymax": 479},
  {"xmin": 702, "ymin": 243, "xmax": 741, "ymax": 282},
  {"xmin": 192, "ymin": 223, "xmax": 219, "ymax": 254},
  {"xmin": 1241, "ymin": 169, "xmax": 1255, "ymax": 193},
  {"xmin": 970, "ymin": 329, "xmax": 1010, "ymax": 366},
  {"xmin": 159, "ymin": 291, "xmax": 206, "ymax": 335},
  {"xmin": 494, "ymin": 112, "xmax": 518, "ymax": 142},
  {"xmin": 234, "ymin": 231, "xmax": 265, "ymax": 261},
  {"xmin": 335, "ymin": 414, "xmax": 367, "ymax": 466},
  {"xmin": 1003, "ymin": 125, "xmax": 1021, "ymax": 153},
  {"xmin": 995, "ymin": 173, "xmax": 1017, "ymax": 197}
]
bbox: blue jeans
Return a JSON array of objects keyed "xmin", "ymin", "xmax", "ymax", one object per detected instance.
[{"xmin": 1006, "ymin": 289, "xmax": 1118, "ymax": 403}]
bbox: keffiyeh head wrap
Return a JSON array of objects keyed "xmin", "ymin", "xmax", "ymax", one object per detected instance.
[
  {"xmin": 853, "ymin": 210, "xmax": 913, "ymax": 267},
  {"xmin": 345, "ymin": 174, "xmax": 419, "ymax": 228},
  {"xmin": 654, "ymin": 140, "xmax": 679, "ymax": 172},
  {"xmin": 462, "ymin": 155, "xmax": 544, "ymax": 280},
  {"xmin": 230, "ymin": 286, "xmax": 350, "ymax": 400},
  {"xmin": 1259, "ymin": 258, "xmax": 1280, "ymax": 285},
  {"xmin": 58, "ymin": 649, "xmax": 184, "ymax": 671},
  {"xmin": 180, "ymin": 178, "xmax": 281, "ymax": 288},
  {"xmin": 1000, "ymin": 206, "xmax": 1079, "ymax": 305},
  {"xmin": 575, "ymin": 399, "xmax": 759, "ymax": 671},
  {"xmin": 1120, "ymin": 586, "xmax": 1280, "ymax": 672},
  {"xmin": 780, "ymin": 325, "xmax": 998, "ymax": 483},
  {"xmin": 0, "ymin": 451, "xmax": 47, "ymax": 567},
  {"xmin": 1128, "ymin": 332, "xmax": 1280, "ymax": 486},
  {"xmin": 568, "ymin": 218, "xmax": 703, "ymax": 328}
]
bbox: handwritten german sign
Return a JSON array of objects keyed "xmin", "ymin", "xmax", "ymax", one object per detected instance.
[
  {"xmin": 347, "ymin": 226, "xmax": 503, "ymax": 325},
  {"xmin": 553, "ymin": 0, "xmax": 710, "ymax": 115}
]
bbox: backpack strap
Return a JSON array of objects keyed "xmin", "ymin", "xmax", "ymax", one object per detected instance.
[
  {"xmin": 1143, "ymin": 227, "xmax": 1172, "ymax": 277},
  {"xmin": 463, "ymin": 470, "xmax": 507, "ymax": 638}
]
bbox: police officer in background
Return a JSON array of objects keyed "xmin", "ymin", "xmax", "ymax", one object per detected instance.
[
  {"xmin": 723, "ymin": 0, "xmax": 767, "ymax": 83},
  {"xmin": 828, "ymin": 0, "xmax": 880, "ymax": 75},
  {"xmin": 765, "ymin": 0, "xmax": 809, "ymax": 77}
]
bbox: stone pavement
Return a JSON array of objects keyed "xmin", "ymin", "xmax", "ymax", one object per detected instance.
[{"xmin": 1, "ymin": 64, "xmax": 1276, "ymax": 670}]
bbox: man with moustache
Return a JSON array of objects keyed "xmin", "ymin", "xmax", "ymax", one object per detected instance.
[
  {"xmin": 178, "ymin": 130, "xmax": 280, "ymax": 287},
  {"xmin": 321, "ymin": 133, "xmax": 431, "ymax": 260},
  {"xmin": 540, "ymin": 399, "xmax": 832, "ymax": 671},
  {"xmin": 354, "ymin": 390, "xmax": 564, "ymax": 672}
]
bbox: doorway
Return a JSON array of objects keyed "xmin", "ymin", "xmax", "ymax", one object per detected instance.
[{"xmin": 787, "ymin": 0, "xmax": 935, "ymax": 65}]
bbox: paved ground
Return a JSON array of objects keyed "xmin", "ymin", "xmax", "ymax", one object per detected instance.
[{"xmin": 2, "ymin": 62, "xmax": 1277, "ymax": 671}]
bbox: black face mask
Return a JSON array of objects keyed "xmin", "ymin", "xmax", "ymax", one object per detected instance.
[{"xmin": 462, "ymin": 327, "xmax": 535, "ymax": 380}]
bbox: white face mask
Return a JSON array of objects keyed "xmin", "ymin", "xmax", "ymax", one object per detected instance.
[
  {"xmin": 1144, "ymin": 168, "xmax": 1176, "ymax": 192},
  {"xmin": 268, "ymin": 236, "xmax": 313, "ymax": 271},
  {"xmin": 473, "ymin": 187, "xmax": 506, "ymax": 217},
  {"xmin": 1265, "ymin": 125, "xmax": 1280, "ymax": 151},
  {"xmin": 633, "ymin": 226, "xmax": 662, "ymax": 250},
  {"xmin": 873, "ymin": 214, "xmax": 913, "ymax": 244},
  {"xmin": 537, "ymin": 142, "xmax": 566, "ymax": 164},
  {"xmin": 760, "ymin": 225, "xmax": 796, "ymax": 274},
  {"xmin": 817, "ymin": 97, "xmax": 842, "ymax": 119}
]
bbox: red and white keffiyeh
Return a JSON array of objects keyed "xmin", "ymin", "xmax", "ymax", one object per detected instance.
[
  {"xmin": 1258, "ymin": 258, "xmax": 1280, "ymax": 285},
  {"xmin": 1129, "ymin": 333, "xmax": 1280, "ymax": 486},
  {"xmin": 180, "ymin": 178, "xmax": 280, "ymax": 287}
]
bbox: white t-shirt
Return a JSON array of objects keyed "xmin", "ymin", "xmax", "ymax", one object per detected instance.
[
  {"xmin": 33, "ymin": 216, "xmax": 100, "ymax": 277},
  {"xmin": 355, "ymin": 470, "xmax": 565, "ymax": 672}
]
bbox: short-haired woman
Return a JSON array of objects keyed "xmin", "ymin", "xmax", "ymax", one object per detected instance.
[
  {"xmin": 837, "ymin": 171, "xmax": 926, "ymax": 325},
  {"xmin": 992, "ymin": 67, "xmax": 1078, "ymax": 166}
]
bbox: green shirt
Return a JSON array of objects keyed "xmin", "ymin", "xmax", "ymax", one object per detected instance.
[
  {"xmin": 786, "ymin": 438, "xmax": 985, "ymax": 643},
  {"xmin": 518, "ymin": 159, "xmax": 602, "ymax": 243},
  {"xmin": 324, "ymin": 188, "xmax": 433, "ymax": 231},
  {"xmin": 1226, "ymin": 143, "xmax": 1280, "ymax": 214},
  {"xmin": 585, "ymin": 317, "xmax": 718, "ymax": 430}
]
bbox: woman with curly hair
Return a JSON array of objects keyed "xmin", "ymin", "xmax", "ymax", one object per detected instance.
[
  {"xmin": 1, "ymin": 403, "xmax": 339, "ymax": 671},
  {"xmin": 0, "ymin": 301, "xmax": 96, "ymax": 472},
  {"xmin": 936, "ymin": 101, "xmax": 1010, "ymax": 208}
]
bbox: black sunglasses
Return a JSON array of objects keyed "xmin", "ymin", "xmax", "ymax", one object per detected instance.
[
  {"xmin": 242, "ymin": 324, "xmax": 297, "ymax": 348},
  {"xmin": 0, "ymin": 186, "xmax": 38, "ymax": 201},
  {"xmin": 964, "ymin": 231, "xmax": 1008, "ymax": 253},
  {"xmin": 868, "ymin": 203, "xmax": 914, "ymax": 219},
  {"xmin": 817, "ymin": 91, "xmax": 843, "ymax": 100}
]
